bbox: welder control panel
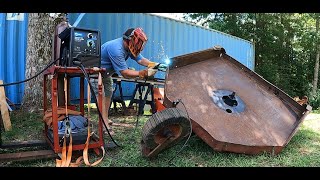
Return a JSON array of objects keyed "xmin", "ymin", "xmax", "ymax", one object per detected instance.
[
  {"xmin": 68, "ymin": 27, "xmax": 101, "ymax": 68},
  {"xmin": 72, "ymin": 29, "xmax": 99, "ymax": 56}
]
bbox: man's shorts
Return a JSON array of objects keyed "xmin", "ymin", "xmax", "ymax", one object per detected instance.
[{"xmin": 89, "ymin": 74, "xmax": 113, "ymax": 97}]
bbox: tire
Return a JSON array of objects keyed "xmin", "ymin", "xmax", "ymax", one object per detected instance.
[{"xmin": 141, "ymin": 108, "xmax": 191, "ymax": 153}]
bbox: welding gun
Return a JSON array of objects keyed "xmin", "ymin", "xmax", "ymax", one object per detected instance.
[
  {"xmin": 152, "ymin": 63, "xmax": 168, "ymax": 72},
  {"xmin": 141, "ymin": 62, "xmax": 168, "ymax": 80}
]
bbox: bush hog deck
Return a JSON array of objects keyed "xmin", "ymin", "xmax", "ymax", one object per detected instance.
[{"xmin": 141, "ymin": 47, "xmax": 311, "ymax": 156}]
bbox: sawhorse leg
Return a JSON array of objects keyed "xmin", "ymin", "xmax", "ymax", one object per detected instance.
[
  {"xmin": 117, "ymin": 81, "xmax": 127, "ymax": 114},
  {"xmin": 110, "ymin": 81, "xmax": 118, "ymax": 113},
  {"xmin": 111, "ymin": 81, "xmax": 128, "ymax": 114},
  {"xmin": 149, "ymin": 86, "xmax": 156, "ymax": 114},
  {"xmin": 128, "ymin": 83, "xmax": 144, "ymax": 115},
  {"xmin": 128, "ymin": 84, "xmax": 139, "ymax": 108},
  {"xmin": 141, "ymin": 84, "xmax": 156, "ymax": 115},
  {"xmin": 137, "ymin": 85, "xmax": 144, "ymax": 116}
]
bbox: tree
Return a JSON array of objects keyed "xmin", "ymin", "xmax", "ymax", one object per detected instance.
[
  {"xmin": 312, "ymin": 14, "xmax": 320, "ymax": 97},
  {"xmin": 22, "ymin": 13, "xmax": 65, "ymax": 112},
  {"xmin": 183, "ymin": 13, "xmax": 316, "ymax": 103}
]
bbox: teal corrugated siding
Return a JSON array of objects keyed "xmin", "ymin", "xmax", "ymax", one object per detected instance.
[
  {"xmin": 0, "ymin": 13, "xmax": 28, "ymax": 104},
  {"xmin": 67, "ymin": 13, "xmax": 254, "ymax": 100},
  {"xmin": 0, "ymin": 13, "xmax": 254, "ymax": 104}
]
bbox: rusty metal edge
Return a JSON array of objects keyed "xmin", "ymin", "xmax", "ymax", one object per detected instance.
[
  {"xmin": 283, "ymin": 106, "xmax": 312, "ymax": 146},
  {"xmin": 0, "ymin": 150, "xmax": 57, "ymax": 163},
  {"xmin": 191, "ymin": 120, "xmax": 283, "ymax": 155},
  {"xmin": 0, "ymin": 140, "xmax": 48, "ymax": 149},
  {"xmin": 163, "ymin": 47, "xmax": 311, "ymax": 154}
]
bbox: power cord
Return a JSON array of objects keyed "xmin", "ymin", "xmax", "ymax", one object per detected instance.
[
  {"xmin": 168, "ymin": 98, "xmax": 193, "ymax": 165},
  {"xmin": 134, "ymin": 113, "xmax": 140, "ymax": 130},
  {"xmin": 0, "ymin": 58, "xmax": 60, "ymax": 87},
  {"xmin": 134, "ymin": 85, "xmax": 143, "ymax": 130},
  {"xmin": 76, "ymin": 62, "xmax": 120, "ymax": 147}
]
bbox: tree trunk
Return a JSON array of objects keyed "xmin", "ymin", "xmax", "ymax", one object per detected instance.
[
  {"xmin": 312, "ymin": 15, "xmax": 320, "ymax": 97},
  {"xmin": 22, "ymin": 13, "xmax": 65, "ymax": 112},
  {"xmin": 254, "ymin": 13, "xmax": 262, "ymax": 68}
]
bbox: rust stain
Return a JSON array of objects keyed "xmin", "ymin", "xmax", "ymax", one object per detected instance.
[{"xmin": 163, "ymin": 48, "xmax": 310, "ymax": 155}]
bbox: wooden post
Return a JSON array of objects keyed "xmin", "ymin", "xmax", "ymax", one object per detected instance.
[{"xmin": 0, "ymin": 80, "xmax": 12, "ymax": 131}]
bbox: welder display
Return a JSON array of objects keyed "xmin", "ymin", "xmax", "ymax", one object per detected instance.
[{"xmin": 58, "ymin": 27, "xmax": 101, "ymax": 68}]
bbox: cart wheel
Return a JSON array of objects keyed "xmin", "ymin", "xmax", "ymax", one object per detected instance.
[
  {"xmin": 140, "ymin": 140, "xmax": 152, "ymax": 157},
  {"xmin": 141, "ymin": 108, "xmax": 191, "ymax": 156}
]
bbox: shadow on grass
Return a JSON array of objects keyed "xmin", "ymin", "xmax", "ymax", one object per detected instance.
[
  {"xmin": 136, "ymin": 126, "xmax": 320, "ymax": 167},
  {"xmin": 2, "ymin": 111, "xmax": 320, "ymax": 167}
]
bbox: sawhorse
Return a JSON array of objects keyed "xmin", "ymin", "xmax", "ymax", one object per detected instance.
[
  {"xmin": 110, "ymin": 78, "xmax": 127, "ymax": 114},
  {"xmin": 128, "ymin": 82, "xmax": 156, "ymax": 116},
  {"xmin": 110, "ymin": 76, "xmax": 165, "ymax": 116}
]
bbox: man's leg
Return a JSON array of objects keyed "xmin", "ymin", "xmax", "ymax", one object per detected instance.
[
  {"xmin": 103, "ymin": 95, "xmax": 112, "ymax": 123},
  {"xmin": 103, "ymin": 90, "xmax": 113, "ymax": 125},
  {"xmin": 90, "ymin": 77, "xmax": 114, "ymax": 135},
  {"xmin": 102, "ymin": 76, "xmax": 115, "ymax": 135}
]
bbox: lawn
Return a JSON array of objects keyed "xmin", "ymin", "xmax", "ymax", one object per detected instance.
[{"xmin": 1, "ymin": 108, "xmax": 320, "ymax": 167}]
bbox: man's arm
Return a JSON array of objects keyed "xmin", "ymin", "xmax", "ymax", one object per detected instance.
[
  {"xmin": 121, "ymin": 54, "xmax": 160, "ymax": 79},
  {"xmin": 119, "ymin": 54, "xmax": 154, "ymax": 79},
  {"xmin": 119, "ymin": 55, "xmax": 155, "ymax": 79},
  {"xmin": 120, "ymin": 68, "xmax": 157, "ymax": 80},
  {"xmin": 137, "ymin": 57, "xmax": 153, "ymax": 67},
  {"xmin": 120, "ymin": 69, "xmax": 140, "ymax": 79},
  {"xmin": 132, "ymin": 54, "xmax": 154, "ymax": 67},
  {"xmin": 138, "ymin": 57, "xmax": 169, "ymax": 72}
]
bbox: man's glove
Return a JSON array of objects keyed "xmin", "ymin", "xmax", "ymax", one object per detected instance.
[
  {"xmin": 139, "ymin": 68, "xmax": 157, "ymax": 80},
  {"xmin": 148, "ymin": 62, "xmax": 169, "ymax": 72}
]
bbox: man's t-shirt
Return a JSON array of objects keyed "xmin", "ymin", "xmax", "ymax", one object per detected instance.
[{"xmin": 101, "ymin": 38, "xmax": 144, "ymax": 76}]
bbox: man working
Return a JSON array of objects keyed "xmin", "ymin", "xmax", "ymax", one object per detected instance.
[{"xmin": 91, "ymin": 27, "xmax": 168, "ymax": 135}]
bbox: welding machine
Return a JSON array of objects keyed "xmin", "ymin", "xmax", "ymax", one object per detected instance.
[{"xmin": 58, "ymin": 27, "xmax": 101, "ymax": 68}]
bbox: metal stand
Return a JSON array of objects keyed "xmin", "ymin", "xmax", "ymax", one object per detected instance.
[{"xmin": 43, "ymin": 66, "xmax": 105, "ymax": 154}]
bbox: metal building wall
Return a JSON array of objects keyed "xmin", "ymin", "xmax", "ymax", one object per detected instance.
[
  {"xmin": 0, "ymin": 13, "xmax": 254, "ymax": 104},
  {"xmin": 0, "ymin": 13, "xmax": 28, "ymax": 104},
  {"xmin": 67, "ymin": 13, "xmax": 255, "ymax": 100}
]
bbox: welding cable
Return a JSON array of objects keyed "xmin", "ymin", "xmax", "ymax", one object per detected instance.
[
  {"xmin": 134, "ymin": 85, "xmax": 143, "ymax": 130},
  {"xmin": 77, "ymin": 63, "xmax": 120, "ymax": 147},
  {"xmin": 126, "ymin": 70, "xmax": 148, "ymax": 133},
  {"xmin": 167, "ymin": 99, "xmax": 193, "ymax": 165},
  {"xmin": 135, "ymin": 113, "xmax": 140, "ymax": 129},
  {"xmin": 0, "ymin": 58, "xmax": 60, "ymax": 87},
  {"xmin": 126, "ymin": 112, "xmax": 139, "ymax": 143}
]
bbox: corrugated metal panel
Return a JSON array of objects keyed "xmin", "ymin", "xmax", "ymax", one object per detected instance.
[
  {"xmin": 0, "ymin": 13, "xmax": 254, "ymax": 104},
  {"xmin": 0, "ymin": 13, "xmax": 28, "ymax": 104},
  {"xmin": 67, "ymin": 13, "xmax": 255, "ymax": 100}
]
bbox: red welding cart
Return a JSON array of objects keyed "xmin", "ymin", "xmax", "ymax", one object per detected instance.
[{"xmin": 43, "ymin": 66, "xmax": 105, "ymax": 154}]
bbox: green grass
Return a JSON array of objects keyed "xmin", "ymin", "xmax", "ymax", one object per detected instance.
[
  {"xmin": 1, "ymin": 109, "xmax": 320, "ymax": 167},
  {"xmin": 1, "ymin": 110, "xmax": 43, "ymax": 142}
]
